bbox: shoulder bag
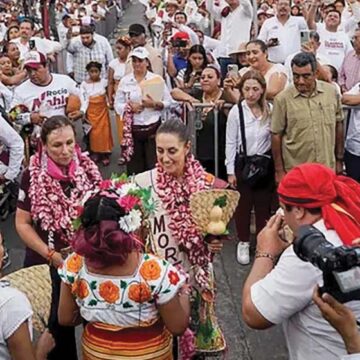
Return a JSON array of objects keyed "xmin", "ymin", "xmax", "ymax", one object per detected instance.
[{"xmin": 235, "ymin": 101, "xmax": 271, "ymax": 188}]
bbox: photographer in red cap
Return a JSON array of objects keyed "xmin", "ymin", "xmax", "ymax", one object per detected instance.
[{"xmin": 242, "ymin": 163, "xmax": 360, "ymax": 360}]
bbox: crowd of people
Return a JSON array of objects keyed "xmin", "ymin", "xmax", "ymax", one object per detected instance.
[{"xmin": 0, "ymin": 0, "xmax": 360, "ymax": 358}]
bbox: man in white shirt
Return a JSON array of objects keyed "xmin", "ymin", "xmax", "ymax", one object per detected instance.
[
  {"xmin": 11, "ymin": 18, "xmax": 62, "ymax": 60},
  {"xmin": 242, "ymin": 163, "xmax": 360, "ymax": 360},
  {"xmin": 307, "ymin": 2, "xmax": 353, "ymax": 70},
  {"xmin": 257, "ymin": 0, "xmax": 308, "ymax": 64},
  {"xmin": 0, "ymin": 117, "xmax": 24, "ymax": 183},
  {"xmin": 206, "ymin": 0, "xmax": 253, "ymax": 77},
  {"xmin": 342, "ymin": 82, "xmax": 360, "ymax": 182}
]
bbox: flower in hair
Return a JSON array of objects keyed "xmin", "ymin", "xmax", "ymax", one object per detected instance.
[{"xmin": 119, "ymin": 209, "xmax": 142, "ymax": 233}]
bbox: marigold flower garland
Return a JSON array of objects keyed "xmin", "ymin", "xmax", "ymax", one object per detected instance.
[
  {"xmin": 28, "ymin": 150, "xmax": 102, "ymax": 246},
  {"xmin": 121, "ymin": 104, "xmax": 134, "ymax": 162},
  {"xmin": 155, "ymin": 154, "xmax": 212, "ymax": 291}
]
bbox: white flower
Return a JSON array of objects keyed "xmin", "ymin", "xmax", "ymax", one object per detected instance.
[
  {"xmin": 116, "ymin": 182, "xmax": 139, "ymax": 197},
  {"xmin": 119, "ymin": 209, "xmax": 142, "ymax": 233}
]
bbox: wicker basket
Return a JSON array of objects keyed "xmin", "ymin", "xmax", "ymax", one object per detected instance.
[
  {"xmin": 2, "ymin": 264, "xmax": 51, "ymax": 333},
  {"xmin": 190, "ymin": 189, "xmax": 240, "ymax": 233}
]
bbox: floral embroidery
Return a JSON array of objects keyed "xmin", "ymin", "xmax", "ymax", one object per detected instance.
[
  {"xmin": 139, "ymin": 259, "xmax": 161, "ymax": 281},
  {"xmin": 168, "ymin": 270, "xmax": 180, "ymax": 286},
  {"xmin": 99, "ymin": 281, "xmax": 120, "ymax": 303},
  {"xmin": 28, "ymin": 149, "xmax": 101, "ymax": 245},
  {"xmin": 67, "ymin": 253, "xmax": 83, "ymax": 273},
  {"xmin": 128, "ymin": 283, "xmax": 152, "ymax": 303},
  {"xmin": 120, "ymin": 104, "xmax": 134, "ymax": 163},
  {"xmin": 72, "ymin": 279, "xmax": 89, "ymax": 299},
  {"xmin": 155, "ymin": 155, "xmax": 213, "ymax": 291}
]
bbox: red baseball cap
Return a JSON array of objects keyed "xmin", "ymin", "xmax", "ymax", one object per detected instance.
[
  {"xmin": 24, "ymin": 51, "xmax": 47, "ymax": 69},
  {"xmin": 172, "ymin": 31, "xmax": 190, "ymax": 41}
]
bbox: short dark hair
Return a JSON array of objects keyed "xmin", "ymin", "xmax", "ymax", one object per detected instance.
[
  {"xmin": 86, "ymin": 61, "xmax": 102, "ymax": 71},
  {"xmin": 156, "ymin": 118, "xmax": 190, "ymax": 144},
  {"xmin": 326, "ymin": 9, "xmax": 342, "ymax": 18},
  {"xmin": 175, "ymin": 11, "xmax": 187, "ymax": 21},
  {"xmin": 309, "ymin": 30, "xmax": 320, "ymax": 43},
  {"xmin": 20, "ymin": 18, "xmax": 35, "ymax": 30},
  {"xmin": 41, "ymin": 116, "xmax": 75, "ymax": 144},
  {"xmin": 80, "ymin": 25, "xmax": 94, "ymax": 35},
  {"xmin": 291, "ymin": 52, "xmax": 317, "ymax": 72}
]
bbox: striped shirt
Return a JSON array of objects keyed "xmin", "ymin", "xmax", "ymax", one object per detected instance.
[{"xmin": 339, "ymin": 50, "xmax": 360, "ymax": 91}]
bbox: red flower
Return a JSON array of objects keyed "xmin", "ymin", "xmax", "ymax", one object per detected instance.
[
  {"xmin": 75, "ymin": 205, "xmax": 84, "ymax": 217},
  {"xmin": 99, "ymin": 179, "xmax": 113, "ymax": 190},
  {"xmin": 168, "ymin": 270, "xmax": 180, "ymax": 285},
  {"xmin": 117, "ymin": 195, "xmax": 141, "ymax": 212}
]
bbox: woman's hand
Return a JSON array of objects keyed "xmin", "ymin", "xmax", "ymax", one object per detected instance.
[
  {"xmin": 35, "ymin": 329, "xmax": 55, "ymax": 360},
  {"xmin": 207, "ymin": 238, "xmax": 224, "ymax": 253},
  {"xmin": 129, "ymin": 101, "xmax": 144, "ymax": 113},
  {"xmin": 228, "ymin": 174, "xmax": 237, "ymax": 188},
  {"xmin": 68, "ymin": 110, "xmax": 83, "ymax": 121},
  {"xmin": 50, "ymin": 252, "xmax": 64, "ymax": 268}
]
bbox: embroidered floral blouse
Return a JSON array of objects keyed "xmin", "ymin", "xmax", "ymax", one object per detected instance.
[{"xmin": 58, "ymin": 252, "xmax": 185, "ymax": 328}]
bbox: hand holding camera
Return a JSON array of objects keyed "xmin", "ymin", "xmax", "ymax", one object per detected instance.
[{"xmin": 267, "ymin": 38, "xmax": 280, "ymax": 47}]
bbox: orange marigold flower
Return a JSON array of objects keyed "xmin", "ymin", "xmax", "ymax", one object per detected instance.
[
  {"xmin": 128, "ymin": 283, "xmax": 152, "ymax": 303},
  {"xmin": 99, "ymin": 281, "xmax": 120, "ymax": 303},
  {"xmin": 168, "ymin": 270, "xmax": 180, "ymax": 285},
  {"xmin": 139, "ymin": 259, "xmax": 161, "ymax": 281},
  {"xmin": 67, "ymin": 253, "xmax": 83, "ymax": 273},
  {"xmin": 72, "ymin": 279, "xmax": 89, "ymax": 299}
]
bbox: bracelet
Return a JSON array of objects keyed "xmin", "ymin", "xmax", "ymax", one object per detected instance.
[
  {"xmin": 255, "ymin": 251, "xmax": 277, "ymax": 265},
  {"xmin": 47, "ymin": 249, "xmax": 56, "ymax": 262}
]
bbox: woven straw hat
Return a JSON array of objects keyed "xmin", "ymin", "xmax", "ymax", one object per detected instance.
[
  {"xmin": 2, "ymin": 264, "xmax": 51, "ymax": 333},
  {"xmin": 190, "ymin": 189, "xmax": 240, "ymax": 233}
]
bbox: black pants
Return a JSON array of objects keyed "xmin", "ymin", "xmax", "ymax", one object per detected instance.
[
  {"xmin": 127, "ymin": 135, "xmax": 157, "ymax": 175},
  {"xmin": 48, "ymin": 266, "xmax": 78, "ymax": 360},
  {"xmin": 345, "ymin": 150, "xmax": 360, "ymax": 182}
]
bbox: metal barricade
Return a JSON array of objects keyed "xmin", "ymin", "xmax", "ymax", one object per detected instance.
[{"xmin": 182, "ymin": 102, "xmax": 360, "ymax": 178}]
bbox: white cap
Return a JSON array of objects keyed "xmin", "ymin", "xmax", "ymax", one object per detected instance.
[{"xmin": 129, "ymin": 46, "xmax": 150, "ymax": 60}]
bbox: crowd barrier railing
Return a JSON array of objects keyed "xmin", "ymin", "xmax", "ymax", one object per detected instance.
[{"xmin": 182, "ymin": 102, "xmax": 360, "ymax": 178}]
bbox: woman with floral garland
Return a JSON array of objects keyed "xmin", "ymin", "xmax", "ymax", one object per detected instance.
[
  {"xmin": 58, "ymin": 178, "xmax": 190, "ymax": 359},
  {"xmin": 15, "ymin": 116, "xmax": 102, "ymax": 360},
  {"xmin": 136, "ymin": 118, "xmax": 228, "ymax": 359}
]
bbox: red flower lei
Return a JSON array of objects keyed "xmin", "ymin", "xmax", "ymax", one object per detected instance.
[
  {"xmin": 121, "ymin": 104, "xmax": 134, "ymax": 162},
  {"xmin": 29, "ymin": 150, "xmax": 102, "ymax": 246},
  {"xmin": 155, "ymin": 154, "xmax": 213, "ymax": 290}
]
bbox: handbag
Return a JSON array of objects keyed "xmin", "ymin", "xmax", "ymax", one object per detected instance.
[{"xmin": 235, "ymin": 101, "xmax": 271, "ymax": 188}]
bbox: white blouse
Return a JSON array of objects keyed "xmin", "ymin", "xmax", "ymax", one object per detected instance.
[
  {"xmin": 225, "ymin": 101, "xmax": 271, "ymax": 175},
  {"xmin": 109, "ymin": 58, "xmax": 126, "ymax": 81},
  {"xmin": 80, "ymin": 79, "xmax": 108, "ymax": 113}
]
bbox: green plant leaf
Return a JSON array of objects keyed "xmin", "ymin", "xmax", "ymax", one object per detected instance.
[
  {"xmin": 120, "ymin": 280, "xmax": 127, "ymax": 289},
  {"xmin": 88, "ymin": 299, "xmax": 97, "ymax": 306},
  {"xmin": 90, "ymin": 281, "xmax": 97, "ymax": 290},
  {"xmin": 71, "ymin": 217, "xmax": 82, "ymax": 231},
  {"xmin": 214, "ymin": 195, "xmax": 227, "ymax": 208},
  {"xmin": 123, "ymin": 302, "xmax": 133, "ymax": 308}
]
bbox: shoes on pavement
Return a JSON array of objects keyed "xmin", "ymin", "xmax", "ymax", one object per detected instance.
[{"xmin": 237, "ymin": 241, "xmax": 250, "ymax": 265}]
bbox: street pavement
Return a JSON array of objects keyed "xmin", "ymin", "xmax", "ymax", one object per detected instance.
[{"xmin": 1, "ymin": 2, "xmax": 289, "ymax": 359}]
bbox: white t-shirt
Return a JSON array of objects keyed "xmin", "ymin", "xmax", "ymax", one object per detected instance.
[
  {"xmin": 345, "ymin": 82, "xmax": 360, "ymax": 156},
  {"xmin": 80, "ymin": 78, "xmax": 107, "ymax": 113},
  {"xmin": 0, "ymin": 284, "xmax": 33, "ymax": 360},
  {"xmin": 317, "ymin": 24, "xmax": 353, "ymax": 70},
  {"xmin": 11, "ymin": 73, "xmax": 80, "ymax": 117},
  {"xmin": 108, "ymin": 58, "xmax": 126, "ymax": 81},
  {"xmin": 257, "ymin": 16, "xmax": 308, "ymax": 64},
  {"xmin": 251, "ymin": 219, "xmax": 360, "ymax": 360}
]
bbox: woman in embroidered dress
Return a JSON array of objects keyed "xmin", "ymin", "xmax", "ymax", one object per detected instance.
[
  {"xmin": 58, "ymin": 183, "xmax": 190, "ymax": 359},
  {"xmin": 15, "ymin": 116, "xmax": 102, "ymax": 360},
  {"xmin": 80, "ymin": 61, "xmax": 113, "ymax": 166},
  {"xmin": 136, "ymin": 119, "xmax": 228, "ymax": 359},
  {"xmin": 171, "ymin": 65, "xmax": 228, "ymax": 180},
  {"xmin": 114, "ymin": 46, "xmax": 173, "ymax": 173}
]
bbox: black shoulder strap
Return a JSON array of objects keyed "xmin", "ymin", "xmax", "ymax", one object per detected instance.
[{"xmin": 237, "ymin": 101, "xmax": 247, "ymax": 159}]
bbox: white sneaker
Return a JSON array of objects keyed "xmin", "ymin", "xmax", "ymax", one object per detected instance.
[{"xmin": 237, "ymin": 241, "xmax": 250, "ymax": 265}]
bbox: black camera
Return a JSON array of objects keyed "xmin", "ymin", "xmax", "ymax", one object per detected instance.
[
  {"xmin": 294, "ymin": 225, "xmax": 360, "ymax": 303},
  {"xmin": 171, "ymin": 39, "xmax": 187, "ymax": 48}
]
